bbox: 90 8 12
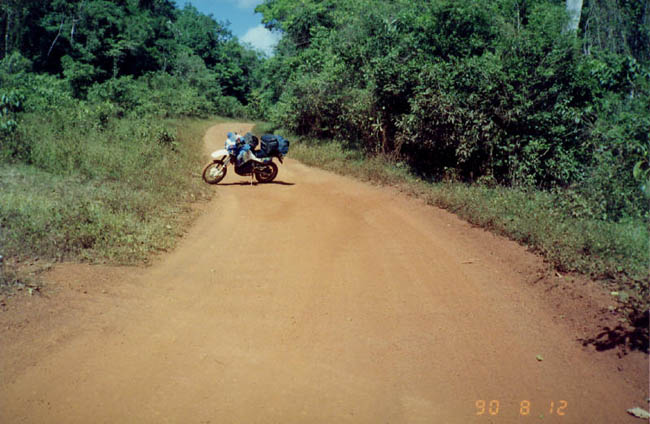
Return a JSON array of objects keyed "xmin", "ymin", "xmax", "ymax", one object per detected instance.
[{"xmin": 475, "ymin": 400, "xmax": 568, "ymax": 416}]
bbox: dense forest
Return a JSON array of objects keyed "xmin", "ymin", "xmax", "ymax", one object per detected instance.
[
  {"xmin": 0, "ymin": 0, "xmax": 267, "ymax": 273},
  {"xmin": 0, "ymin": 0, "xmax": 263, "ymax": 121},
  {"xmin": 0, "ymin": 0, "xmax": 648, "ymax": 302},
  {"xmin": 1, "ymin": 0, "xmax": 648, "ymax": 219},
  {"xmin": 252, "ymin": 0, "xmax": 649, "ymax": 222}
]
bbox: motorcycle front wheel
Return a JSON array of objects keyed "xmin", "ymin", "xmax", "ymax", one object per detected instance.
[
  {"xmin": 254, "ymin": 162, "xmax": 278, "ymax": 183},
  {"xmin": 202, "ymin": 160, "xmax": 227, "ymax": 184}
]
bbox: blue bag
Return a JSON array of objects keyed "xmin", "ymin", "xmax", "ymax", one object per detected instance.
[
  {"xmin": 260, "ymin": 134, "xmax": 290, "ymax": 156},
  {"xmin": 277, "ymin": 136, "xmax": 290, "ymax": 155}
]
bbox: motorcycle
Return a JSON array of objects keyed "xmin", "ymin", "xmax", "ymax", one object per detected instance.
[{"xmin": 202, "ymin": 133, "xmax": 288, "ymax": 185}]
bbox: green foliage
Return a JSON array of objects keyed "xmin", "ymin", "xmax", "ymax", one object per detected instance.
[
  {"xmin": 169, "ymin": 4, "xmax": 262, "ymax": 103},
  {"xmin": 84, "ymin": 72, "xmax": 249, "ymax": 119},
  {"xmin": 1, "ymin": 72, "xmax": 75, "ymax": 114},
  {"xmin": 0, "ymin": 91, "xmax": 23, "ymax": 127},
  {"xmin": 0, "ymin": 1, "xmax": 262, "ymax": 292},
  {"xmin": 0, "ymin": 0, "xmax": 261, "ymax": 105},
  {"xmin": 581, "ymin": 0, "xmax": 650, "ymax": 62},
  {"xmin": 0, "ymin": 117, "xmax": 213, "ymax": 265},
  {"xmin": 61, "ymin": 55, "xmax": 104, "ymax": 97},
  {"xmin": 212, "ymin": 95, "xmax": 247, "ymax": 118},
  {"xmin": 174, "ymin": 4, "xmax": 232, "ymax": 68},
  {"xmin": 633, "ymin": 159, "xmax": 650, "ymax": 198},
  {"xmin": 86, "ymin": 76, "xmax": 142, "ymax": 114},
  {"xmin": 0, "ymin": 89, "xmax": 25, "ymax": 160},
  {"xmin": 0, "ymin": 51, "xmax": 32, "ymax": 74},
  {"xmin": 256, "ymin": 0, "xmax": 650, "ymax": 220},
  {"xmin": 579, "ymin": 71, "xmax": 650, "ymax": 219},
  {"xmin": 256, "ymin": 0, "xmax": 342, "ymax": 47}
]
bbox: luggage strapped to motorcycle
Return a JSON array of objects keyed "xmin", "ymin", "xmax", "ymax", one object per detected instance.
[{"xmin": 260, "ymin": 134, "xmax": 290, "ymax": 156}]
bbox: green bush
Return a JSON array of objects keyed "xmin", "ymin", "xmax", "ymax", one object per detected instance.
[
  {"xmin": 0, "ymin": 90, "xmax": 26, "ymax": 161},
  {"xmin": 0, "ymin": 51, "xmax": 32, "ymax": 75},
  {"xmin": 86, "ymin": 73, "xmax": 216, "ymax": 118},
  {"xmin": 259, "ymin": 0, "xmax": 649, "ymax": 223},
  {"xmin": 61, "ymin": 55, "xmax": 105, "ymax": 98},
  {"xmin": 0, "ymin": 117, "xmax": 213, "ymax": 265},
  {"xmin": 214, "ymin": 95, "xmax": 247, "ymax": 118}
]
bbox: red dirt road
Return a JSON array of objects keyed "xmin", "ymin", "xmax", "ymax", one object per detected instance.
[{"xmin": 1, "ymin": 123, "xmax": 647, "ymax": 423}]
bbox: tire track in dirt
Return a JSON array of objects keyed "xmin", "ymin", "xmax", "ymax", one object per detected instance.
[{"xmin": 0, "ymin": 122, "xmax": 647, "ymax": 423}]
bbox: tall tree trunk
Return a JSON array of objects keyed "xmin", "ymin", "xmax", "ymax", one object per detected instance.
[
  {"xmin": 566, "ymin": 0, "xmax": 583, "ymax": 32},
  {"xmin": 4, "ymin": 8, "xmax": 12, "ymax": 59},
  {"xmin": 47, "ymin": 18, "xmax": 65, "ymax": 58}
]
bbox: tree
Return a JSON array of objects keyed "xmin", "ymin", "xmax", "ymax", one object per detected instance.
[
  {"xmin": 1, "ymin": 0, "xmax": 41, "ymax": 59},
  {"xmin": 566, "ymin": 0, "xmax": 583, "ymax": 32},
  {"xmin": 172, "ymin": 4, "xmax": 261, "ymax": 102}
]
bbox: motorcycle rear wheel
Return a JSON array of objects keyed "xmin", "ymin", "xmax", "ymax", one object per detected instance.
[
  {"xmin": 254, "ymin": 162, "xmax": 278, "ymax": 183},
  {"xmin": 202, "ymin": 160, "xmax": 227, "ymax": 184}
]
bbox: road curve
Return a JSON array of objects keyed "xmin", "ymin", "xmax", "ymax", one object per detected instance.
[{"xmin": 0, "ymin": 122, "xmax": 646, "ymax": 423}]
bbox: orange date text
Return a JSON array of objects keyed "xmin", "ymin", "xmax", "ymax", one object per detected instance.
[{"xmin": 475, "ymin": 400, "xmax": 568, "ymax": 416}]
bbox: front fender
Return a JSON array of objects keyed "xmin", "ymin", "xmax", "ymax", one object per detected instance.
[{"xmin": 211, "ymin": 149, "xmax": 229, "ymax": 161}]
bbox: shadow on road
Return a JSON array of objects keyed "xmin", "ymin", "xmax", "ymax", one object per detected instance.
[
  {"xmin": 266, "ymin": 181, "xmax": 295, "ymax": 186},
  {"xmin": 218, "ymin": 180, "xmax": 295, "ymax": 187},
  {"xmin": 580, "ymin": 310, "xmax": 649, "ymax": 354}
]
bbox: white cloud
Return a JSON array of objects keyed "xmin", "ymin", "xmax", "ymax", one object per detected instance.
[
  {"xmin": 241, "ymin": 25, "xmax": 281, "ymax": 56},
  {"xmin": 231, "ymin": 0, "xmax": 259, "ymax": 8}
]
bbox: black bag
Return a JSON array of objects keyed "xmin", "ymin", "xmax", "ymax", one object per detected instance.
[{"xmin": 260, "ymin": 134, "xmax": 279, "ymax": 156}]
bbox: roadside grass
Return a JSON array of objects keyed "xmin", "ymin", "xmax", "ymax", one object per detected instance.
[
  {"xmin": 0, "ymin": 117, "xmax": 218, "ymax": 290},
  {"xmin": 253, "ymin": 124, "xmax": 649, "ymax": 320}
]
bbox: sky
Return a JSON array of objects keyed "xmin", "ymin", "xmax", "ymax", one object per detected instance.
[{"xmin": 176, "ymin": 0, "xmax": 281, "ymax": 55}]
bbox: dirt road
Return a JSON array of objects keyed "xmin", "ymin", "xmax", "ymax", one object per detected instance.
[{"xmin": 1, "ymin": 123, "xmax": 647, "ymax": 423}]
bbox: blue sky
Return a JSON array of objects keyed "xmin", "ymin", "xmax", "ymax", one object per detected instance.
[{"xmin": 175, "ymin": 0, "xmax": 281, "ymax": 55}]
